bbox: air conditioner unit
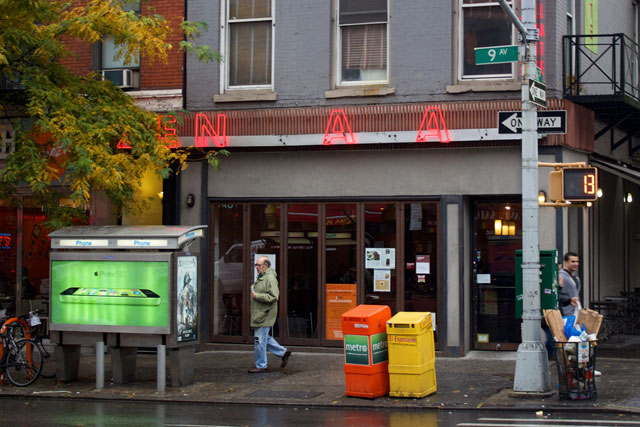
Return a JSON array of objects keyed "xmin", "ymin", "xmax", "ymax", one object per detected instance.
[{"xmin": 102, "ymin": 69, "xmax": 133, "ymax": 88}]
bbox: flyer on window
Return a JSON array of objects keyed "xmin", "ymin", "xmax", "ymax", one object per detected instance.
[
  {"xmin": 416, "ymin": 255, "xmax": 430, "ymax": 274},
  {"xmin": 365, "ymin": 248, "xmax": 395, "ymax": 269},
  {"xmin": 373, "ymin": 269, "xmax": 391, "ymax": 292}
]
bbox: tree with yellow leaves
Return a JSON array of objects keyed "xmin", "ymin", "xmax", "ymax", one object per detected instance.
[{"xmin": 0, "ymin": 0, "xmax": 223, "ymax": 228}]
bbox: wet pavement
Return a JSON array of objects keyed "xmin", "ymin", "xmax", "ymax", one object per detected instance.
[{"xmin": 1, "ymin": 343, "xmax": 639, "ymax": 414}]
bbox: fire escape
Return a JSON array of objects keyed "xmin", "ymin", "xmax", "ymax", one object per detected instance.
[{"xmin": 563, "ymin": 33, "xmax": 640, "ymax": 163}]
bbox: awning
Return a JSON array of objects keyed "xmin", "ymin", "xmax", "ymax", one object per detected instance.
[{"xmin": 591, "ymin": 156, "xmax": 640, "ymax": 187}]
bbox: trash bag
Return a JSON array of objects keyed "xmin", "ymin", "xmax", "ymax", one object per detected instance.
[{"xmin": 563, "ymin": 315, "xmax": 583, "ymax": 338}]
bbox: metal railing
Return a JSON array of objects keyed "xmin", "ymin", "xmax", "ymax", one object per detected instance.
[{"xmin": 563, "ymin": 33, "xmax": 640, "ymax": 101}]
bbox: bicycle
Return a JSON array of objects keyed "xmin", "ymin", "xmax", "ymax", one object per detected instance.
[
  {"xmin": 0, "ymin": 323, "xmax": 43, "ymax": 386},
  {"xmin": 0, "ymin": 310, "xmax": 55, "ymax": 379}
]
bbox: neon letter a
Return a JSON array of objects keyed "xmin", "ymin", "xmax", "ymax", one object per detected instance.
[
  {"xmin": 322, "ymin": 110, "xmax": 357, "ymax": 145},
  {"xmin": 416, "ymin": 106, "xmax": 450, "ymax": 143}
]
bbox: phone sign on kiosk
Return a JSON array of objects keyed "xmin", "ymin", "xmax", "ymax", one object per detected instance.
[{"xmin": 48, "ymin": 225, "xmax": 206, "ymax": 392}]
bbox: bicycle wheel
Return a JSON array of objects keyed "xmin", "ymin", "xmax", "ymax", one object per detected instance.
[
  {"xmin": 5, "ymin": 339, "xmax": 43, "ymax": 387},
  {"xmin": 38, "ymin": 341, "xmax": 56, "ymax": 379}
]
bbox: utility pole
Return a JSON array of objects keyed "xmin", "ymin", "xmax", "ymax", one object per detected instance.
[{"xmin": 497, "ymin": 0, "xmax": 551, "ymax": 393}]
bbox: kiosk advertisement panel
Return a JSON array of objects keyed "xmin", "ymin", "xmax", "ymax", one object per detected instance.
[
  {"xmin": 51, "ymin": 256, "xmax": 170, "ymax": 333},
  {"xmin": 176, "ymin": 255, "xmax": 197, "ymax": 342}
]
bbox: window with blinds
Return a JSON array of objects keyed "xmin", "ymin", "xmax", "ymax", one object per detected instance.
[
  {"xmin": 338, "ymin": 0, "xmax": 388, "ymax": 84},
  {"xmin": 227, "ymin": 0, "xmax": 273, "ymax": 87}
]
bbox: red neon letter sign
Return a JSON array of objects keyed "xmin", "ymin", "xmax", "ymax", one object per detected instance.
[
  {"xmin": 322, "ymin": 110, "xmax": 357, "ymax": 145},
  {"xmin": 117, "ymin": 133, "xmax": 132, "ymax": 149},
  {"xmin": 195, "ymin": 113, "xmax": 228, "ymax": 148},
  {"xmin": 158, "ymin": 115, "xmax": 180, "ymax": 148},
  {"xmin": 416, "ymin": 106, "xmax": 450, "ymax": 143}
]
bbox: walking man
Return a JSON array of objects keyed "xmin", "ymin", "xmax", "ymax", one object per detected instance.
[
  {"xmin": 559, "ymin": 252, "xmax": 581, "ymax": 316},
  {"xmin": 249, "ymin": 256, "xmax": 291, "ymax": 373}
]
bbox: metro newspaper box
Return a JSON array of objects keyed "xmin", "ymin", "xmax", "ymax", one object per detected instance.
[
  {"xmin": 386, "ymin": 312, "xmax": 437, "ymax": 398},
  {"xmin": 342, "ymin": 305, "xmax": 391, "ymax": 398}
]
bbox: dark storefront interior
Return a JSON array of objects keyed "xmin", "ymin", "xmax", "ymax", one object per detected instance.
[{"xmin": 210, "ymin": 201, "xmax": 439, "ymax": 348}]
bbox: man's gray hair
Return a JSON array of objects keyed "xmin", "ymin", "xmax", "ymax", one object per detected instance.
[{"xmin": 263, "ymin": 258, "xmax": 271, "ymax": 267}]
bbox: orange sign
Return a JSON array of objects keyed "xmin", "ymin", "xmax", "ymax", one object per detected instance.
[
  {"xmin": 325, "ymin": 283, "xmax": 357, "ymax": 340},
  {"xmin": 33, "ymin": 130, "xmax": 69, "ymax": 180}
]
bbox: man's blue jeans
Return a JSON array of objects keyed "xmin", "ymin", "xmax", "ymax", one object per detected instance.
[{"xmin": 254, "ymin": 326, "xmax": 287, "ymax": 369}]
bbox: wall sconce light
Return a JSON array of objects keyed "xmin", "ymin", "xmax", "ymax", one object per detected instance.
[
  {"xmin": 494, "ymin": 219, "xmax": 502, "ymax": 235},
  {"xmin": 538, "ymin": 191, "xmax": 547, "ymax": 203},
  {"xmin": 494, "ymin": 219, "xmax": 516, "ymax": 236},
  {"xmin": 186, "ymin": 193, "xmax": 196, "ymax": 208},
  {"xmin": 157, "ymin": 191, "xmax": 164, "ymax": 200},
  {"xmin": 624, "ymin": 192, "xmax": 633, "ymax": 203},
  {"xmin": 597, "ymin": 188, "xmax": 603, "ymax": 198}
]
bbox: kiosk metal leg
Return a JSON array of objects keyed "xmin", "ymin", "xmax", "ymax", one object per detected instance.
[
  {"xmin": 96, "ymin": 341, "xmax": 105, "ymax": 390},
  {"xmin": 157, "ymin": 344, "xmax": 166, "ymax": 393}
]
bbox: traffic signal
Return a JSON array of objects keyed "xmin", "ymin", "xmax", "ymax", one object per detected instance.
[{"xmin": 549, "ymin": 167, "xmax": 598, "ymax": 202}]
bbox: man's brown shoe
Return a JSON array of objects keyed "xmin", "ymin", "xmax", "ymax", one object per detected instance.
[
  {"xmin": 248, "ymin": 367, "xmax": 267, "ymax": 373},
  {"xmin": 281, "ymin": 350, "xmax": 292, "ymax": 368}
]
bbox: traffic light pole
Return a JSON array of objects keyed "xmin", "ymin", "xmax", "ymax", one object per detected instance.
[{"xmin": 498, "ymin": 0, "xmax": 551, "ymax": 394}]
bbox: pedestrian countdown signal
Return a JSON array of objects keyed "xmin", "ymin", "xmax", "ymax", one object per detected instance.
[{"xmin": 549, "ymin": 167, "xmax": 598, "ymax": 202}]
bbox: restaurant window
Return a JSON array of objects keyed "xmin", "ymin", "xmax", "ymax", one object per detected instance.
[
  {"xmin": 324, "ymin": 203, "xmax": 358, "ymax": 342},
  {"xmin": 336, "ymin": 0, "xmax": 388, "ymax": 85},
  {"xmin": 0, "ymin": 205, "xmax": 17, "ymax": 317},
  {"xmin": 211, "ymin": 204, "xmax": 244, "ymax": 337},
  {"xmin": 459, "ymin": 0, "xmax": 514, "ymax": 80},
  {"xmin": 364, "ymin": 203, "xmax": 397, "ymax": 310},
  {"xmin": 286, "ymin": 204, "xmax": 318, "ymax": 339},
  {"xmin": 224, "ymin": 0, "xmax": 274, "ymax": 88},
  {"xmin": 250, "ymin": 204, "xmax": 281, "ymax": 332}
]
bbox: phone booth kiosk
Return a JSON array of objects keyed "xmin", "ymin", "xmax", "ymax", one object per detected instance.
[{"xmin": 48, "ymin": 225, "xmax": 206, "ymax": 392}]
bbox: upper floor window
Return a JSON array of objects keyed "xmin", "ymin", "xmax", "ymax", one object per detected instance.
[
  {"xmin": 98, "ymin": 1, "xmax": 140, "ymax": 89},
  {"xmin": 225, "ymin": 0, "xmax": 274, "ymax": 88},
  {"xmin": 336, "ymin": 0, "xmax": 388, "ymax": 85},
  {"xmin": 459, "ymin": 0, "xmax": 514, "ymax": 80}
]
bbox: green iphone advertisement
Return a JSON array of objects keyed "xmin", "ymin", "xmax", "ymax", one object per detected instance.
[{"xmin": 51, "ymin": 260, "xmax": 169, "ymax": 330}]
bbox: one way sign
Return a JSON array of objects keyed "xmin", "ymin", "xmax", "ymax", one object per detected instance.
[{"xmin": 498, "ymin": 110, "xmax": 567, "ymax": 134}]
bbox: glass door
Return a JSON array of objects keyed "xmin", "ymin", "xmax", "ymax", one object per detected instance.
[
  {"xmin": 404, "ymin": 202, "xmax": 439, "ymax": 340},
  {"xmin": 473, "ymin": 200, "xmax": 522, "ymax": 350}
]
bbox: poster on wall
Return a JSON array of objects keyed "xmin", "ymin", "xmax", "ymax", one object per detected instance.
[
  {"xmin": 254, "ymin": 253, "xmax": 276, "ymax": 282},
  {"xmin": 176, "ymin": 255, "xmax": 198, "ymax": 342},
  {"xmin": 325, "ymin": 283, "xmax": 357, "ymax": 340},
  {"xmin": 365, "ymin": 248, "xmax": 395, "ymax": 269},
  {"xmin": 373, "ymin": 269, "xmax": 391, "ymax": 292},
  {"xmin": 50, "ymin": 260, "xmax": 169, "ymax": 332}
]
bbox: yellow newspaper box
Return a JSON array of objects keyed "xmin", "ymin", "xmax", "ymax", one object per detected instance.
[{"xmin": 386, "ymin": 312, "xmax": 436, "ymax": 398}]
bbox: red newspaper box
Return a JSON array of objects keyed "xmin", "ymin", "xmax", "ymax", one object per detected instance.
[{"xmin": 341, "ymin": 305, "xmax": 392, "ymax": 398}]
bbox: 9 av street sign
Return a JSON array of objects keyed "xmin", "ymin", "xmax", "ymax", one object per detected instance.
[
  {"xmin": 475, "ymin": 45, "xmax": 519, "ymax": 65},
  {"xmin": 498, "ymin": 110, "xmax": 567, "ymax": 134}
]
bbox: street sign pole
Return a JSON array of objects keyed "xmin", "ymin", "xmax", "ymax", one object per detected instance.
[{"xmin": 497, "ymin": 0, "xmax": 551, "ymax": 394}]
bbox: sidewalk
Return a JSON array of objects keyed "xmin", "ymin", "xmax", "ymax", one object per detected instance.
[{"xmin": 1, "ymin": 347, "xmax": 639, "ymax": 414}]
